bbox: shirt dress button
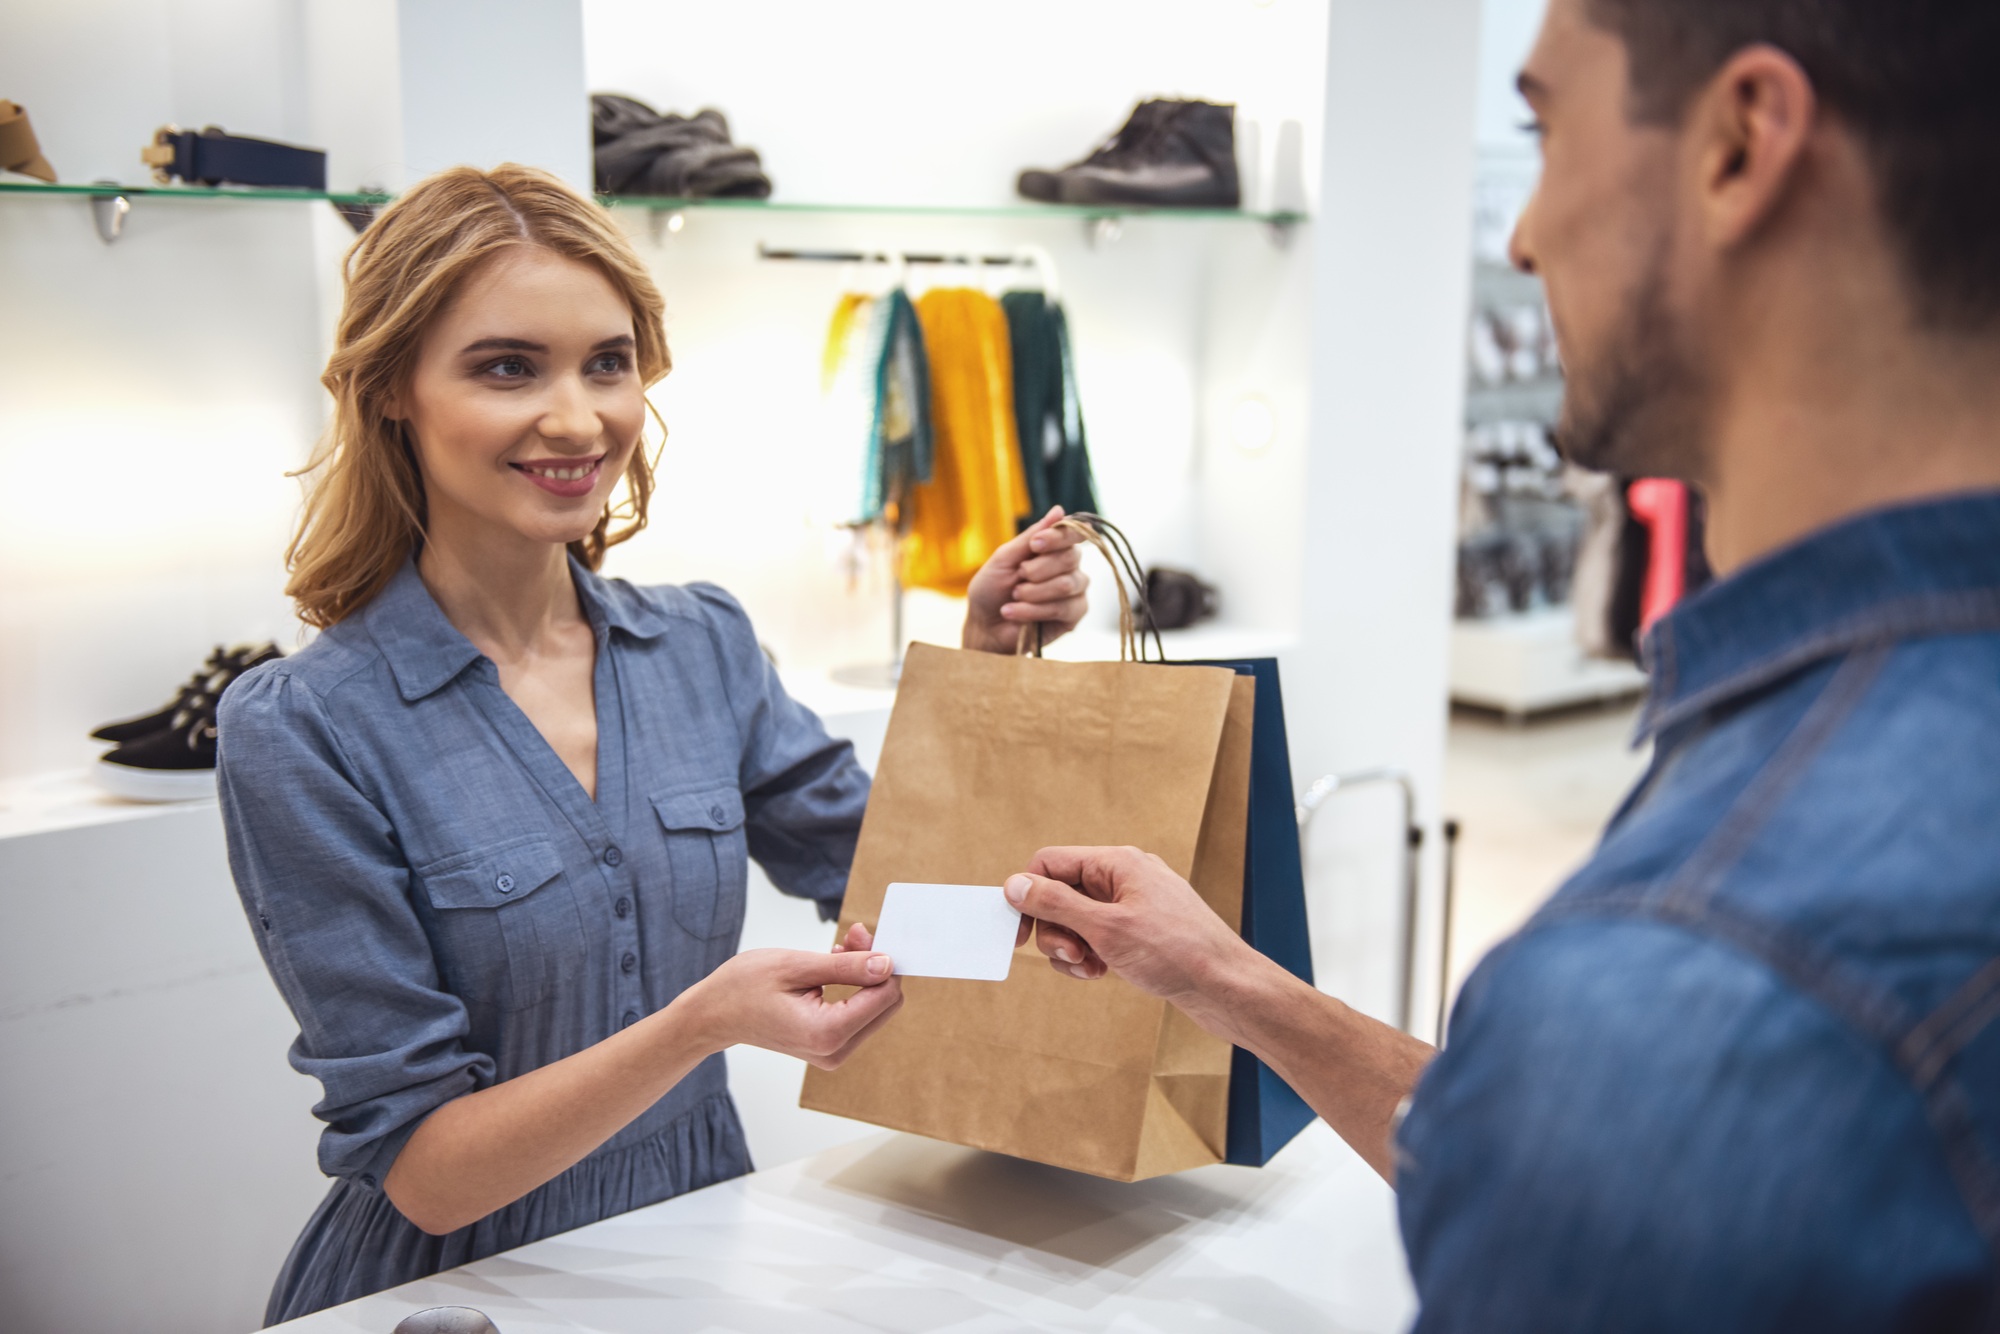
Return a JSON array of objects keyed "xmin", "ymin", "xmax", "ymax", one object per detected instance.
[
  {"xmin": 603, "ymin": 845, "xmax": 623, "ymax": 867},
  {"xmin": 614, "ymin": 896, "xmax": 632, "ymax": 919},
  {"xmin": 621, "ymin": 1010, "xmax": 640, "ymax": 1029},
  {"xmin": 709, "ymin": 805, "xmax": 726, "ymax": 825},
  {"xmin": 621, "ymin": 951, "xmax": 638, "ymax": 974},
  {"xmin": 495, "ymin": 873, "xmax": 515, "ymax": 893}
]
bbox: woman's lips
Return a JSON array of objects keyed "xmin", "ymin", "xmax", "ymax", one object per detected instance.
[{"xmin": 510, "ymin": 456, "xmax": 603, "ymax": 499}]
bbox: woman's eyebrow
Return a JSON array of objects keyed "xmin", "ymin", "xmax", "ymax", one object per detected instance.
[
  {"xmin": 592, "ymin": 334, "xmax": 636, "ymax": 351},
  {"xmin": 459, "ymin": 336, "xmax": 546, "ymax": 356}
]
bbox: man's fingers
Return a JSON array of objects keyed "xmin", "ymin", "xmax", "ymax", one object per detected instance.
[
  {"xmin": 837, "ymin": 922, "xmax": 874, "ymax": 953},
  {"xmin": 1004, "ymin": 872, "xmax": 1106, "ymax": 933},
  {"xmin": 1025, "ymin": 846, "xmax": 1145, "ymax": 902},
  {"xmin": 1032, "ymin": 920, "xmax": 1097, "ymax": 969}
]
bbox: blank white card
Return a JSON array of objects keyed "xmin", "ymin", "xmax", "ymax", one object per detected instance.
[{"xmin": 869, "ymin": 883, "xmax": 1022, "ymax": 982}]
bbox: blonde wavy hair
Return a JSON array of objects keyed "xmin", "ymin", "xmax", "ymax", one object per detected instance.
[{"xmin": 286, "ymin": 164, "xmax": 670, "ymax": 628}]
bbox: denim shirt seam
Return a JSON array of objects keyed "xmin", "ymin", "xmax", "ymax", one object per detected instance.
[{"xmin": 1642, "ymin": 589, "xmax": 2000, "ymax": 741}]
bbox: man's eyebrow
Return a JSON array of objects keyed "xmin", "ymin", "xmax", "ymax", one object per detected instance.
[
  {"xmin": 459, "ymin": 336, "xmax": 546, "ymax": 356},
  {"xmin": 1517, "ymin": 70, "xmax": 1550, "ymax": 102}
]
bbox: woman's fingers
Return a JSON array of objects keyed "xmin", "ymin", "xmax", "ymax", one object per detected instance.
[
  {"xmin": 815, "ymin": 987, "xmax": 908, "ymax": 1069},
  {"xmin": 1003, "ymin": 595, "xmax": 1089, "ymax": 626},
  {"xmin": 834, "ymin": 922, "xmax": 874, "ymax": 953},
  {"xmin": 1012, "ymin": 568, "xmax": 1088, "ymax": 605},
  {"xmin": 1015, "ymin": 549, "xmax": 1084, "ymax": 585}
]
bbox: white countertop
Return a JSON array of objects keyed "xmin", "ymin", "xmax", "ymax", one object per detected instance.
[{"xmin": 272, "ymin": 1122, "xmax": 1413, "ymax": 1333}]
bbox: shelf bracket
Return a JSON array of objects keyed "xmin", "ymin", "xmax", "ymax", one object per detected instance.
[
  {"xmin": 89, "ymin": 188, "xmax": 131, "ymax": 245},
  {"xmin": 1265, "ymin": 217, "xmax": 1297, "ymax": 250},
  {"xmin": 1084, "ymin": 214, "xmax": 1123, "ymax": 249}
]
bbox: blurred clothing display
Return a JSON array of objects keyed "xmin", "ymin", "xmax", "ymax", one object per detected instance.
[
  {"xmin": 820, "ymin": 287, "xmax": 933, "ymax": 527},
  {"xmin": 0, "ymin": 99, "xmax": 56, "ymax": 181},
  {"xmin": 1016, "ymin": 98, "xmax": 1241, "ymax": 209},
  {"xmin": 903, "ymin": 288, "xmax": 1031, "ymax": 595},
  {"xmin": 1401, "ymin": 493, "xmax": 2000, "ymax": 1330},
  {"xmin": 999, "ymin": 290, "xmax": 1099, "ymax": 518},
  {"xmin": 590, "ymin": 95, "xmax": 772, "ymax": 199}
]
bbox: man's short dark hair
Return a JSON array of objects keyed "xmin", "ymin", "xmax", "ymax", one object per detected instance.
[{"xmin": 1586, "ymin": 0, "xmax": 2000, "ymax": 333}]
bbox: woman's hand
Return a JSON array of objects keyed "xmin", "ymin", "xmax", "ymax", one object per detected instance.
[
  {"xmin": 962, "ymin": 506, "xmax": 1091, "ymax": 654},
  {"xmin": 682, "ymin": 924, "xmax": 903, "ymax": 1070}
]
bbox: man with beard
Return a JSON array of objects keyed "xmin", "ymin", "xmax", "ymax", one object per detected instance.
[{"xmin": 999, "ymin": 0, "xmax": 2000, "ymax": 1328}]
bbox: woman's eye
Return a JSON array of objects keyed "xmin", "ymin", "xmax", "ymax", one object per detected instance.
[
  {"xmin": 484, "ymin": 356, "xmax": 532, "ymax": 380},
  {"xmin": 1519, "ymin": 118, "xmax": 1547, "ymax": 141},
  {"xmin": 588, "ymin": 352, "xmax": 631, "ymax": 376}
]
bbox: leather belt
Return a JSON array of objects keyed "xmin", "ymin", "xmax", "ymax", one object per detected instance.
[{"xmin": 140, "ymin": 125, "xmax": 326, "ymax": 191}]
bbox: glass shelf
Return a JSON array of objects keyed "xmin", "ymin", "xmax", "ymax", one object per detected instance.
[
  {"xmin": 603, "ymin": 195, "xmax": 1307, "ymax": 226},
  {"xmin": 0, "ymin": 179, "xmax": 390, "ymax": 205},
  {"xmin": 1, "ymin": 180, "xmax": 1304, "ymax": 226}
]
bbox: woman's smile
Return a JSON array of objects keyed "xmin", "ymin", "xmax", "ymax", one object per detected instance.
[{"xmin": 510, "ymin": 453, "xmax": 605, "ymax": 499}]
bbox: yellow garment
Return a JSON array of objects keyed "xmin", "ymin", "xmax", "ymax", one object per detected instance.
[
  {"xmin": 820, "ymin": 291, "xmax": 872, "ymax": 393},
  {"xmin": 902, "ymin": 288, "xmax": 1030, "ymax": 595}
]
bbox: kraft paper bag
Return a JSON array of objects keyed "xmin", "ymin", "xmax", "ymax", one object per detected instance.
[{"xmin": 800, "ymin": 639, "xmax": 1255, "ymax": 1181}]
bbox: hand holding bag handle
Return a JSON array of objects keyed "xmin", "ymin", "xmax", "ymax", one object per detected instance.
[{"xmin": 1018, "ymin": 512, "xmax": 1165, "ymax": 663}]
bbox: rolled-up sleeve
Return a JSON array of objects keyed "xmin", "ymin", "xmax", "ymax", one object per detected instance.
[
  {"xmin": 218, "ymin": 667, "xmax": 492, "ymax": 1186},
  {"xmin": 686, "ymin": 584, "xmax": 871, "ymax": 919}
]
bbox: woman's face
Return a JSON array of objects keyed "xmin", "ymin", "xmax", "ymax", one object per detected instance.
[{"xmin": 398, "ymin": 245, "xmax": 646, "ymax": 552}]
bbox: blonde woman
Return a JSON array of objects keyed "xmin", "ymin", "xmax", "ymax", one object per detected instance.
[{"xmin": 219, "ymin": 164, "xmax": 1089, "ymax": 1323}]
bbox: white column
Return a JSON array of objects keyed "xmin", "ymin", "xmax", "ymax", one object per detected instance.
[{"xmin": 1291, "ymin": 0, "xmax": 1482, "ymax": 1031}]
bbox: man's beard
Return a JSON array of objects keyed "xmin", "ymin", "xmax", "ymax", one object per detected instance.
[{"xmin": 1553, "ymin": 238, "xmax": 1707, "ymax": 480}]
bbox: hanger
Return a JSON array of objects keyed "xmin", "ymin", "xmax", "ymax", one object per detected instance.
[{"xmin": 1015, "ymin": 244, "xmax": 1061, "ymax": 303}]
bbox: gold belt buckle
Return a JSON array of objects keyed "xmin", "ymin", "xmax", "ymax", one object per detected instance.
[{"xmin": 138, "ymin": 125, "xmax": 181, "ymax": 185}]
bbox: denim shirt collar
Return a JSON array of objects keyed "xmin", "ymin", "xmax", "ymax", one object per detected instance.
[
  {"xmin": 363, "ymin": 553, "xmax": 672, "ymax": 702},
  {"xmin": 1636, "ymin": 490, "xmax": 2000, "ymax": 742}
]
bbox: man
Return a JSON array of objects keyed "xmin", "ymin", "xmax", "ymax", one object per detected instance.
[{"xmin": 1003, "ymin": 1, "xmax": 2000, "ymax": 1328}]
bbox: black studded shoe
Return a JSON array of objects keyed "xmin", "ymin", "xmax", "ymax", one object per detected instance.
[{"xmin": 93, "ymin": 644, "xmax": 281, "ymax": 802}]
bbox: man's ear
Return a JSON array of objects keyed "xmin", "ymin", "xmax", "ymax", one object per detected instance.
[{"xmin": 1693, "ymin": 43, "xmax": 1818, "ymax": 250}]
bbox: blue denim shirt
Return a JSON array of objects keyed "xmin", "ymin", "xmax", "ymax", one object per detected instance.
[
  {"xmin": 1397, "ymin": 493, "xmax": 2000, "ymax": 1330},
  {"xmin": 217, "ymin": 557, "xmax": 868, "ymax": 1318}
]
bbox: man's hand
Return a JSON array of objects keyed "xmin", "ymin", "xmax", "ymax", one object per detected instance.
[
  {"xmin": 1004, "ymin": 845, "xmax": 1264, "ymax": 1045},
  {"xmin": 962, "ymin": 506, "xmax": 1091, "ymax": 654},
  {"xmin": 1006, "ymin": 845, "xmax": 1436, "ymax": 1183}
]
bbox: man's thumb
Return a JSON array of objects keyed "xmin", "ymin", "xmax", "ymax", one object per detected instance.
[{"xmin": 1005, "ymin": 873, "xmax": 1097, "ymax": 931}]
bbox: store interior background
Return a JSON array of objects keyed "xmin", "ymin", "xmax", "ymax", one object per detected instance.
[{"xmin": 0, "ymin": 1, "xmax": 1655, "ymax": 1331}]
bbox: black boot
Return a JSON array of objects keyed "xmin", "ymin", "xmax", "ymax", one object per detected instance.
[
  {"xmin": 1056, "ymin": 100, "xmax": 1240, "ymax": 209},
  {"xmin": 1016, "ymin": 99, "xmax": 1189, "ymax": 203}
]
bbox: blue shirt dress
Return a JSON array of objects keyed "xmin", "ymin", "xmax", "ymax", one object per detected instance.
[{"xmin": 217, "ymin": 557, "xmax": 869, "ymax": 1325}]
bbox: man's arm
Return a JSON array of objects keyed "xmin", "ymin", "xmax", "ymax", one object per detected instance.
[{"xmin": 1005, "ymin": 846, "xmax": 1434, "ymax": 1181}]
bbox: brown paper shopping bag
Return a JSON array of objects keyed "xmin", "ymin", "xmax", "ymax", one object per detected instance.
[{"xmin": 800, "ymin": 635, "xmax": 1255, "ymax": 1181}]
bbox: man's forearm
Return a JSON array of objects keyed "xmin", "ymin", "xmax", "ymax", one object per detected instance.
[{"xmin": 1185, "ymin": 944, "xmax": 1436, "ymax": 1182}]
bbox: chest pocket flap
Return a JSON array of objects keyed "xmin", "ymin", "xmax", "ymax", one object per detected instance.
[
  {"xmin": 417, "ymin": 835, "xmax": 582, "ymax": 1011},
  {"xmin": 421, "ymin": 835, "xmax": 564, "ymax": 910},
  {"xmin": 650, "ymin": 786, "xmax": 748, "ymax": 940}
]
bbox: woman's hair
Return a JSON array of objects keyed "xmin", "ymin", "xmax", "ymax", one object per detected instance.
[{"xmin": 286, "ymin": 163, "xmax": 670, "ymax": 629}]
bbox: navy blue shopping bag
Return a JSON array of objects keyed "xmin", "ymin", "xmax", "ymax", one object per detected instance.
[{"xmin": 1188, "ymin": 658, "xmax": 1318, "ymax": 1166}]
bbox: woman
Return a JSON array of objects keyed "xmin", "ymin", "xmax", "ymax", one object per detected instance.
[{"xmin": 217, "ymin": 164, "xmax": 1089, "ymax": 1323}]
